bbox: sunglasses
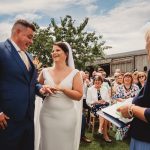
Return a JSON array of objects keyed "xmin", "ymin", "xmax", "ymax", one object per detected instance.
[{"xmin": 138, "ymin": 75, "xmax": 145, "ymax": 79}]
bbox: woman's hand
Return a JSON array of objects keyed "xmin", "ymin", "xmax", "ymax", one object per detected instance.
[
  {"xmin": 117, "ymin": 98, "xmax": 124, "ymax": 102},
  {"xmin": 39, "ymin": 85, "xmax": 57, "ymax": 95},
  {"xmin": 117, "ymin": 104, "xmax": 132, "ymax": 118},
  {"xmin": 98, "ymin": 100, "xmax": 106, "ymax": 104},
  {"xmin": 92, "ymin": 100, "xmax": 107, "ymax": 105},
  {"xmin": 91, "ymin": 101, "xmax": 99, "ymax": 105},
  {"xmin": 54, "ymin": 85, "xmax": 64, "ymax": 92},
  {"xmin": 0, "ymin": 113, "xmax": 9, "ymax": 130}
]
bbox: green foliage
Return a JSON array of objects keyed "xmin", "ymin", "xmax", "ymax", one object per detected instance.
[{"xmin": 29, "ymin": 15, "xmax": 111, "ymax": 69}]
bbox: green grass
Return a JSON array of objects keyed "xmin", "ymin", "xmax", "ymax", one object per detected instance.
[{"xmin": 79, "ymin": 129, "xmax": 130, "ymax": 150}]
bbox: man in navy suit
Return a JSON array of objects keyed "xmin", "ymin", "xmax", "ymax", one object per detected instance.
[{"xmin": 0, "ymin": 19, "xmax": 49, "ymax": 150}]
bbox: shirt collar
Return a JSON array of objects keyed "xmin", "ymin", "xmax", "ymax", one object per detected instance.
[{"xmin": 9, "ymin": 39, "xmax": 21, "ymax": 52}]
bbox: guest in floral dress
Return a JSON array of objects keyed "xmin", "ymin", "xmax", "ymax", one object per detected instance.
[
  {"xmin": 113, "ymin": 72, "xmax": 139, "ymax": 140},
  {"xmin": 113, "ymin": 72, "xmax": 139, "ymax": 102}
]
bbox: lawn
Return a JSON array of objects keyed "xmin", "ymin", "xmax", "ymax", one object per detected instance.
[{"xmin": 79, "ymin": 129, "xmax": 130, "ymax": 150}]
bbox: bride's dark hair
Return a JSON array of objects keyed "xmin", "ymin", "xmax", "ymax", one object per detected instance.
[{"xmin": 53, "ymin": 41, "xmax": 69, "ymax": 64}]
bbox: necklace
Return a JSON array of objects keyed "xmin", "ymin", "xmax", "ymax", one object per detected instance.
[{"xmin": 124, "ymin": 85, "xmax": 132, "ymax": 91}]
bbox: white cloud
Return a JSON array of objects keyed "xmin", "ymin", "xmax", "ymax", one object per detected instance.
[
  {"xmin": 14, "ymin": 13, "xmax": 42, "ymax": 22},
  {"xmin": 75, "ymin": 0, "xmax": 98, "ymax": 14},
  {"xmin": 0, "ymin": 0, "xmax": 98, "ymax": 39},
  {"xmin": 88, "ymin": 0, "xmax": 150, "ymax": 54},
  {"xmin": 0, "ymin": 0, "xmax": 150, "ymax": 55},
  {"xmin": 0, "ymin": 22, "xmax": 11, "ymax": 41},
  {"xmin": 0, "ymin": 0, "xmax": 98, "ymax": 14}
]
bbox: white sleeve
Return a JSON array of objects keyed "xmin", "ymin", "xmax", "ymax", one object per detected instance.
[{"xmin": 86, "ymin": 88, "xmax": 93, "ymax": 107}]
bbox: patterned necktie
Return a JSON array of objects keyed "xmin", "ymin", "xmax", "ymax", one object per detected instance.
[
  {"xmin": 18, "ymin": 51, "xmax": 30, "ymax": 70},
  {"xmin": 97, "ymin": 89, "xmax": 102, "ymax": 100}
]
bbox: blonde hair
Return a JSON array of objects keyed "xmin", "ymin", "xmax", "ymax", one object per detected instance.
[
  {"xmin": 132, "ymin": 71, "xmax": 139, "ymax": 77},
  {"xmin": 138, "ymin": 72, "xmax": 147, "ymax": 80}
]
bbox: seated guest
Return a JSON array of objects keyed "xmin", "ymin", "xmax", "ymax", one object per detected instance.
[
  {"xmin": 86, "ymin": 76, "xmax": 112, "ymax": 142},
  {"xmin": 113, "ymin": 72, "xmax": 139, "ymax": 102},
  {"xmin": 112, "ymin": 73, "xmax": 123, "ymax": 96},
  {"xmin": 132, "ymin": 71, "xmax": 139, "ymax": 85},
  {"xmin": 137, "ymin": 72, "xmax": 147, "ymax": 89},
  {"xmin": 113, "ymin": 72, "xmax": 139, "ymax": 140},
  {"xmin": 96, "ymin": 72, "xmax": 111, "ymax": 97},
  {"xmin": 101, "ymin": 71, "xmax": 111, "ymax": 87}
]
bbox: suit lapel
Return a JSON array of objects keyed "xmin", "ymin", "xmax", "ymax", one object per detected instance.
[{"xmin": 5, "ymin": 39, "xmax": 30, "ymax": 82}]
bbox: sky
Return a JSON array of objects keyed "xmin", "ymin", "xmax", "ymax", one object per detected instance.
[{"xmin": 0, "ymin": 0, "xmax": 150, "ymax": 55}]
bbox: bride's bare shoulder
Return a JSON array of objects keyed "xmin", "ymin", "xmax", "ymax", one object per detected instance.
[{"xmin": 67, "ymin": 67, "xmax": 75, "ymax": 73}]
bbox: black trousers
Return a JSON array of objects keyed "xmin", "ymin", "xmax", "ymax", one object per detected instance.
[
  {"xmin": 81, "ymin": 113, "xmax": 86, "ymax": 137},
  {"xmin": 83, "ymin": 99, "xmax": 91, "ymax": 124},
  {"xmin": 0, "ymin": 117, "xmax": 34, "ymax": 150}
]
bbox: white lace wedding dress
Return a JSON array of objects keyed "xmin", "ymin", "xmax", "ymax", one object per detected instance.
[{"xmin": 37, "ymin": 68, "xmax": 82, "ymax": 150}]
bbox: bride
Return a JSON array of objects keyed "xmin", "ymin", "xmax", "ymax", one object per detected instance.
[{"xmin": 35, "ymin": 41, "xmax": 83, "ymax": 150}]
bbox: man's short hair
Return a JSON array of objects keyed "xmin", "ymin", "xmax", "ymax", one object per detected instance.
[{"xmin": 12, "ymin": 19, "xmax": 36, "ymax": 32}]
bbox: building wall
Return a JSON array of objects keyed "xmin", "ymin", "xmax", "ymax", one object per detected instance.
[
  {"xmin": 135, "ymin": 54, "xmax": 149, "ymax": 71},
  {"xmin": 85, "ymin": 50, "xmax": 149, "ymax": 76},
  {"xmin": 110, "ymin": 57, "xmax": 134, "ymax": 75}
]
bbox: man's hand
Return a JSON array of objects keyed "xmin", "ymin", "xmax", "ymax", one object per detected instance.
[
  {"xmin": 39, "ymin": 85, "xmax": 57, "ymax": 95},
  {"xmin": 0, "ymin": 113, "xmax": 9, "ymax": 129}
]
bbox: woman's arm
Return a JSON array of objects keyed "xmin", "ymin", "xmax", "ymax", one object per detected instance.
[
  {"xmin": 38, "ymin": 70, "xmax": 44, "ymax": 84},
  {"xmin": 86, "ymin": 88, "xmax": 93, "ymax": 106},
  {"xmin": 145, "ymin": 108, "xmax": 150, "ymax": 123},
  {"xmin": 86, "ymin": 87, "xmax": 101, "ymax": 105},
  {"xmin": 132, "ymin": 105, "xmax": 147, "ymax": 122},
  {"xmin": 117, "ymin": 104, "xmax": 149, "ymax": 123},
  {"xmin": 37, "ymin": 69, "xmax": 54, "ymax": 95},
  {"xmin": 59, "ymin": 72, "xmax": 83, "ymax": 101}
]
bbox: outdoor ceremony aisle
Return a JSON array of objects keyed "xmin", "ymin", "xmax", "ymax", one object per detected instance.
[{"xmin": 79, "ymin": 130, "xmax": 130, "ymax": 150}]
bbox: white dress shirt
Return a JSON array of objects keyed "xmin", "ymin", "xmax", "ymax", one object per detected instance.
[{"xmin": 10, "ymin": 39, "xmax": 30, "ymax": 70}]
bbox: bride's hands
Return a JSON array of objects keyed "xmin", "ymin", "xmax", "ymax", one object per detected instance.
[
  {"xmin": 40, "ymin": 85, "xmax": 65, "ymax": 96},
  {"xmin": 54, "ymin": 85, "xmax": 64, "ymax": 92},
  {"xmin": 39, "ymin": 85, "xmax": 57, "ymax": 95}
]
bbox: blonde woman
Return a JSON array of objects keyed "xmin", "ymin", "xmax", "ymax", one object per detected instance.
[
  {"xmin": 117, "ymin": 28, "xmax": 150, "ymax": 150},
  {"xmin": 137, "ymin": 72, "xmax": 147, "ymax": 89}
]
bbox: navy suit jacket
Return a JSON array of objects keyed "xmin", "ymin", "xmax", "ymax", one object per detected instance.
[{"xmin": 0, "ymin": 39, "xmax": 41, "ymax": 121}]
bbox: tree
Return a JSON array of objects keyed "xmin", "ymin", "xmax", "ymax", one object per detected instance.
[{"xmin": 29, "ymin": 15, "xmax": 111, "ymax": 70}]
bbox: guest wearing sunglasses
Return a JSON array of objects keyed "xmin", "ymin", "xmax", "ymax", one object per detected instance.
[{"xmin": 137, "ymin": 72, "xmax": 147, "ymax": 89}]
